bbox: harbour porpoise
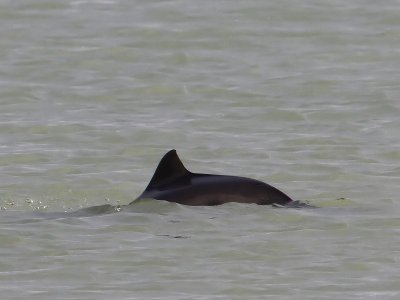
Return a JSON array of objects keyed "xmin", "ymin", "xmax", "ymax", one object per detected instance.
[{"xmin": 132, "ymin": 149, "xmax": 304, "ymax": 207}]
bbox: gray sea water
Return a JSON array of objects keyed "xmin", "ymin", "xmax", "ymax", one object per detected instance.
[{"xmin": 1, "ymin": 0, "xmax": 400, "ymax": 299}]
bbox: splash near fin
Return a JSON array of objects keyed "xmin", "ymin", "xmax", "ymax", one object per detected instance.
[{"xmin": 146, "ymin": 149, "xmax": 190, "ymax": 189}]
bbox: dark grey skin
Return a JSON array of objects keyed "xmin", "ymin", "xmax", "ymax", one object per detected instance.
[{"xmin": 132, "ymin": 149, "xmax": 303, "ymax": 207}]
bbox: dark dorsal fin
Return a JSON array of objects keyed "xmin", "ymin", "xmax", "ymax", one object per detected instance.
[{"xmin": 146, "ymin": 149, "xmax": 190, "ymax": 189}]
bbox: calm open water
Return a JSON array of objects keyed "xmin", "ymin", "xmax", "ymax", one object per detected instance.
[{"xmin": 1, "ymin": 0, "xmax": 399, "ymax": 299}]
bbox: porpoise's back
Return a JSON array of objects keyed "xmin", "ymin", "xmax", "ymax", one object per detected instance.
[{"xmin": 133, "ymin": 150, "xmax": 294, "ymax": 206}]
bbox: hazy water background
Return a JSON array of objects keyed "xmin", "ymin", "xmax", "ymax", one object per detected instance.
[{"xmin": 1, "ymin": 0, "xmax": 399, "ymax": 299}]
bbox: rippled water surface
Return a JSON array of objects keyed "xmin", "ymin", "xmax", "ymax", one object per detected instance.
[{"xmin": 1, "ymin": 1, "xmax": 399, "ymax": 299}]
